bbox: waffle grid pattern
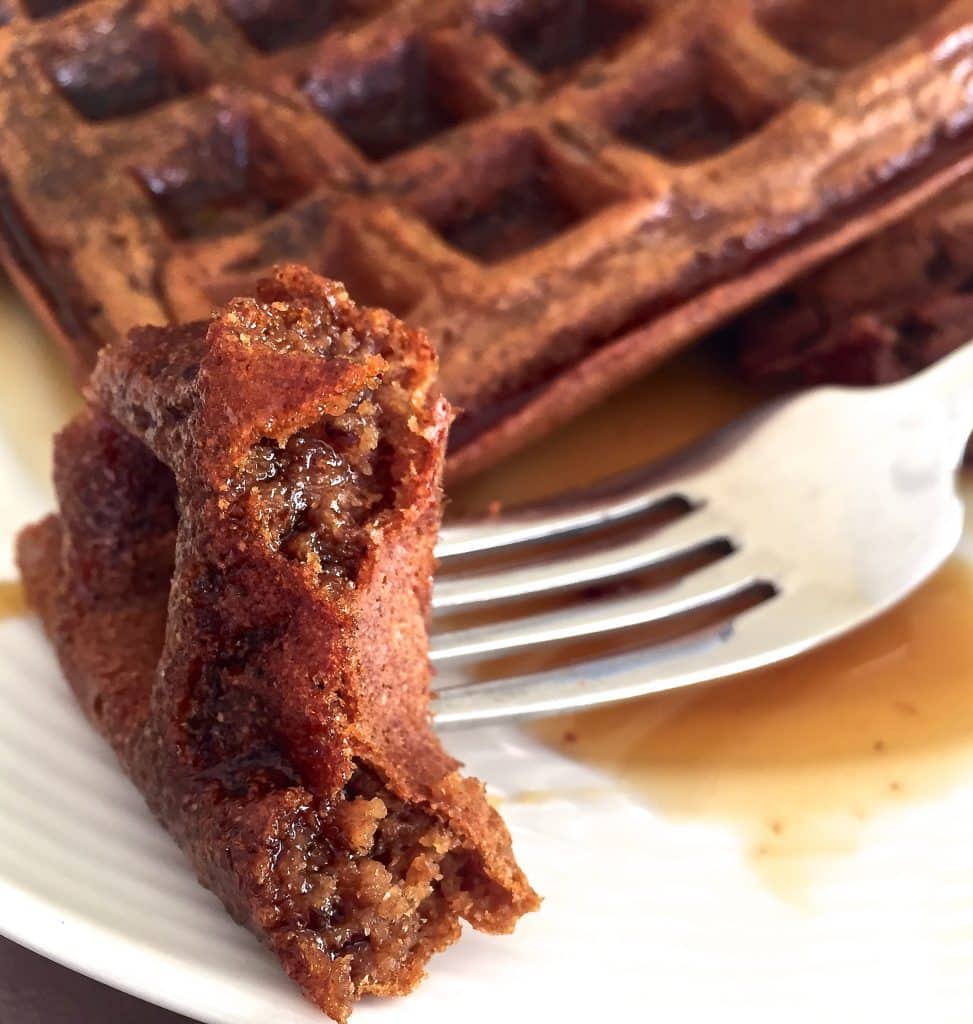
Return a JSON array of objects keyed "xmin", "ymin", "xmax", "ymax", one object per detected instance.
[{"xmin": 3, "ymin": 0, "xmax": 973, "ymax": 475}]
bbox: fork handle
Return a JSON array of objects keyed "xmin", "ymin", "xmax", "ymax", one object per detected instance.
[{"xmin": 911, "ymin": 340, "xmax": 973, "ymax": 464}]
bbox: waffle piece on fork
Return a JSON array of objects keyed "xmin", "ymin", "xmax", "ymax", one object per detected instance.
[{"xmin": 17, "ymin": 265, "xmax": 538, "ymax": 1022}]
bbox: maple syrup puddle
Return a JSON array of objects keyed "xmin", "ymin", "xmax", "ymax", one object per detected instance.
[
  {"xmin": 0, "ymin": 580, "xmax": 28, "ymax": 620},
  {"xmin": 449, "ymin": 343, "xmax": 973, "ymax": 899},
  {"xmin": 531, "ymin": 560, "xmax": 973, "ymax": 896}
]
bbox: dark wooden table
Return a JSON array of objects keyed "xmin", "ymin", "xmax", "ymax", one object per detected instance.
[{"xmin": 0, "ymin": 937, "xmax": 200, "ymax": 1023}]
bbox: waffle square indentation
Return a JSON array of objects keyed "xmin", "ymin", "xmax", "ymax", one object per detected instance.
[
  {"xmin": 39, "ymin": 17, "xmax": 206, "ymax": 121},
  {"xmin": 134, "ymin": 110, "xmax": 312, "ymax": 239},
  {"xmin": 302, "ymin": 40, "xmax": 469, "ymax": 161},
  {"xmin": 22, "ymin": 0, "xmax": 85, "ymax": 19},
  {"xmin": 222, "ymin": 0, "xmax": 364, "ymax": 53},
  {"xmin": 756, "ymin": 0, "xmax": 950, "ymax": 68},
  {"xmin": 486, "ymin": 0, "xmax": 645, "ymax": 74},
  {"xmin": 432, "ymin": 142, "xmax": 602, "ymax": 263},
  {"xmin": 612, "ymin": 69, "xmax": 763, "ymax": 163}
]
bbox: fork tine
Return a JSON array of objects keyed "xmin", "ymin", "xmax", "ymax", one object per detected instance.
[
  {"xmin": 432, "ymin": 586, "xmax": 849, "ymax": 726},
  {"xmin": 435, "ymin": 481, "xmax": 695, "ymax": 559},
  {"xmin": 430, "ymin": 551, "xmax": 766, "ymax": 662},
  {"xmin": 431, "ymin": 505, "xmax": 736, "ymax": 609}
]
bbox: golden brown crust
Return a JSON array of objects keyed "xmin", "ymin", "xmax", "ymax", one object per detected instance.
[{"xmin": 18, "ymin": 266, "xmax": 537, "ymax": 1022}]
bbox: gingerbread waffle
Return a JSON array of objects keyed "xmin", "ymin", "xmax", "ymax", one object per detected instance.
[
  {"xmin": 5, "ymin": 0, "xmax": 973, "ymax": 478},
  {"xmin": 17, "ymin": 266, "xmax": 537, "ymax": 1021},
  {"xmin": 734, "ymin": 175, "xmax": 973, "ymax": 387}
]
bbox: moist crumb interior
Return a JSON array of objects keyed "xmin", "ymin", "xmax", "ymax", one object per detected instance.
[
  {"xmin": 271, "ymin": 763, "xmax": 509, "ymax": 1011},
  {"xmin": 231, "ymin": 303, "xmax": 422, "ymax": 585},
  {"xmin": 222, "ymin": 295, "xmax": 500, "ymax": 1006}
]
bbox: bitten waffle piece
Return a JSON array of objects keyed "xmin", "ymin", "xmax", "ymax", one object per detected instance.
[
  {"xmin": 5, "ymin": 1, "xmax": 973, "ymax": 477},
  {"xmin": 16, "ymin": 266, "xmax": 538, "ymax": 1023},
  {"xmin": 734, "ymin": 176, "xmax": 973, "ymax": 387}
]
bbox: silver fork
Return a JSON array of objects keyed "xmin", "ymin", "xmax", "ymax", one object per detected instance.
[{"xmin": 430, "ymin": 342, "xmax": 973, "ymax": 727}]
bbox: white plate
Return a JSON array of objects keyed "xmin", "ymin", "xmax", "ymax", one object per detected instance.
[{"xmin": 3, "ymin": 276, "xmax": 973, "ymax": 1024}]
